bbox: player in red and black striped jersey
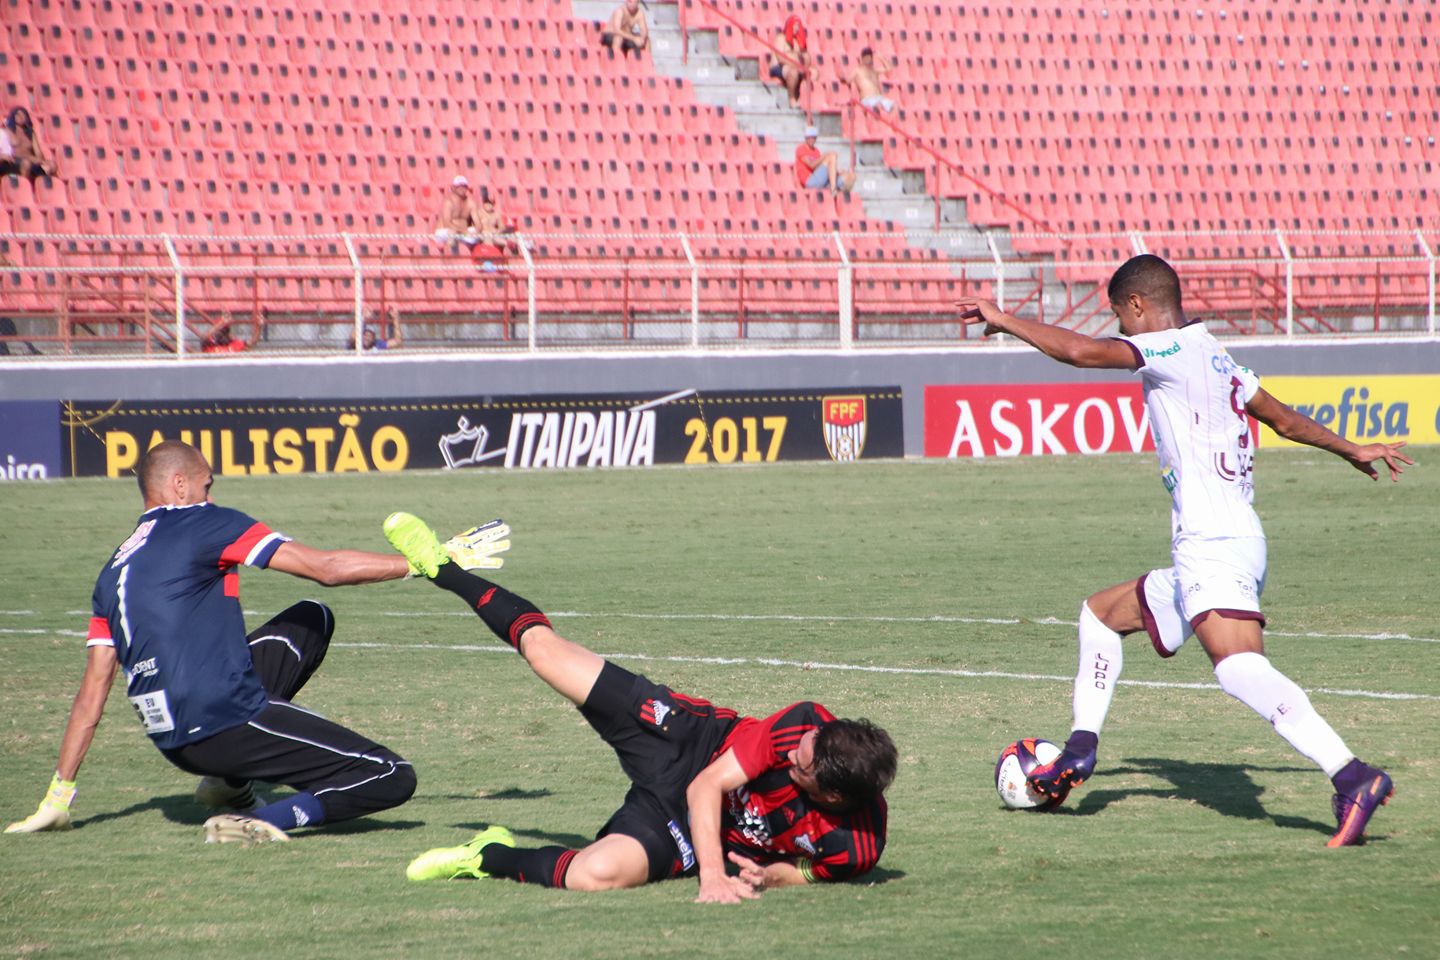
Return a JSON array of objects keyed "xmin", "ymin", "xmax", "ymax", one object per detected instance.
[
  {"xmin": 717, "ymin": 701, "xmax": 888, "ymax": 884},
  {"xmin": 5, "ymin": 441, "xmax": 421, "ymax": 843},
  {"xmin": 392, "ymin": 515, "xmax": 896, "ymax": 903}
]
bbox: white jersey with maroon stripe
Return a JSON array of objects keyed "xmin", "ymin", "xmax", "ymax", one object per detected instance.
[{"xmin": 1117, "ymin": 322, "xmax": 1264, "ymax": 543}]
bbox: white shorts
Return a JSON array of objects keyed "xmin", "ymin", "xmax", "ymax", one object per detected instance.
[
  {"xmin": 861, "ymin": 95, "xmax": 895, "ymax": 113},
  {"xmin": 1138, "ymin": 537, "xmax": 1267, "ymax": 657}
]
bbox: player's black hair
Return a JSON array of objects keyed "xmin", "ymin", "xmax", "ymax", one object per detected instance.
[
  {"xmin": 860, "ymin": 46, "xmax": 874, "ymax": 57},
  {"xmin": 813, "ymin": 718, "xmax": 897, "ymax": 809},
  {"xmin": 1107, "ymin": 253, "xmax": 1182, "ymax": 311}
]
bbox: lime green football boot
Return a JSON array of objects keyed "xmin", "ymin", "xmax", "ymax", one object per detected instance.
[
  {"xmin": 383, "ymin": 512, "xmax": 449, "ymax": 579},
  {"xmin": 406, "ymin": 825, "xmax": 516, "ymax": 881}
]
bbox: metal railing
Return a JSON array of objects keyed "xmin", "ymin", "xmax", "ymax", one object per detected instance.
[{"xmin": 0, "ymin": 229, "xmax": 1434, "ymax": 357}]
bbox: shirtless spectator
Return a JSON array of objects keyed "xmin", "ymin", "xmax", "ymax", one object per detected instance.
[
  {"xmin": 434, "ymin": 176, "xmax": 480, "ymax": 247},
  {"xmin": 0, "ymin": 107, "xmax": 59, "ymax": 180},
  {"xmin": 770, "ymin": 15, "xmax": 817, "ymax": 110},
  {"xmin": 474, "ymin": 192, "xmax": 517, "ymax": 253},
  {"xmin": 846, "ymin": 47, "xmax": 898, "ymax": 113},
  {"xmin": 600, "ymin": 0, "xmax": 649, "ymax": 58},
  {"xmin": 794, "ymin": 126, "xmax": 854, "ymax": 194}
]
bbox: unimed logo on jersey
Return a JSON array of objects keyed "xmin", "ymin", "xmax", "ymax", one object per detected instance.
[{"xmin": 923, "ymin": 383, "xmax": 1154, "ymax": 458}]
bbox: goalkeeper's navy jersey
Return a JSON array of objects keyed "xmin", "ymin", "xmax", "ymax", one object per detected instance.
[
  {"xmin": 86, "ymin": 502, "xmax": 290, "ymax": 750},
  {"xmin": 718, "ymin": 701, "xmax": 888, "ymax": 883}
]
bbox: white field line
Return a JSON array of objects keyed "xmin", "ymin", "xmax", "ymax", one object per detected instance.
[
  {"xmin": 27, "ymin": 606, "xmax": 1440, "ymax": 644},
  {"xmin": 13, "ymin": 609, "xmax": 1438, "ymax": 702},
  {"xmin": 326, "ymin": 641, "xmax": 1440, "ymax": 703},
  {"xmin": 310, "ymin": 608, "xmax": 1439, "ymax": 645}
]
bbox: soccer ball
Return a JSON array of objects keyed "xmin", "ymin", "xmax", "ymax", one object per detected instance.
[{"xmin": 995, "ymin": 737, "xmax": 1065, "ymax": 810}]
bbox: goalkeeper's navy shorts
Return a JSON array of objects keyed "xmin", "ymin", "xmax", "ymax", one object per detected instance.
[
  {"xmin": 579, "ymin": 661, "xmax": 739, "ymax": 881},
  {"xmin": 160, "ymin": 600, "xmax": 415, "ymax": 822}
]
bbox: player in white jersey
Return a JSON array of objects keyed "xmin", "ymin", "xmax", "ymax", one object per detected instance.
[{"xmin": 958, "ymin": 254, "xmax": 1413, "ymax": 847}]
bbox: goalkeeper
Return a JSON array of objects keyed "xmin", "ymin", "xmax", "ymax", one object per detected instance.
[{"xmin": 5, "ymin": 440, "xmax": 510, "ymax": 845}]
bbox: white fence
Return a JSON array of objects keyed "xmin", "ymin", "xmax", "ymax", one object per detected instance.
[{"xmin": 0, "ymin": 229, "xmax": 1435, "ymax": 356}]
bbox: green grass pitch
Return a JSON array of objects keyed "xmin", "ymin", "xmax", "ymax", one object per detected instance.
[{"xmin": 1, "ymin": 452, "xmax": 1436, "ymax": 959}]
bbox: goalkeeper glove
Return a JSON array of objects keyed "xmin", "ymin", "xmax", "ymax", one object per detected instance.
[
  {"xmin": 5, "ymin": 772, "xmax": 77, "ymax": 833},
  {"xmin": 444, "ymin": 519, "xmax": 511, "ymax": 571}
]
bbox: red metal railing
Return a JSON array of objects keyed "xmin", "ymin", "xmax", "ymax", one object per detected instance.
[{"xmin": 681, "ymin": 0, "xmax": 814, "ymax": 116}]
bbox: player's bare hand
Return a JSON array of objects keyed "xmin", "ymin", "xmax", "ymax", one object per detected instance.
[
  {"xmin": 695, "ymin": 870, "xmax": 762, "ymax": 904},
  {"xmin": 956, "ymin": 299, "xmax": 1008, "ymax": 335},
  {"xmin": 1348, "ymin": 441, "xmax": 1413, "ymax": 482},
  {"xmin": 726, "ymin": 851, "xmax": 767, "ymax": 892}
]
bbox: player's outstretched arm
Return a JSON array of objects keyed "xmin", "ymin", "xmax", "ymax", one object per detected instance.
[
  {"xmin": 267, "ymin": 541, "xmax": 410, "ymax": 586},
  {"xmin": 1246, "ymin": 388, "xmax": 1413, "ymax": 482},
  {"xmin": 686, "ymin": 749, "xmax": 763, "ymax": 904},
  {"xmin": 6, "ymin": 645, "xmax": 117, "ymax": 834},
  {"xmin": 956, "ymin": 299, "xmax": 1139, "ymax": 369}
]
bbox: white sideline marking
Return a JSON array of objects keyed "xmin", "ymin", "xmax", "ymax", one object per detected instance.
[
  {"xmin": 9, "ymin": 627, "xmax": 1436, "ymax": 702},
  {"xmin": 354, "ymin": 609, "xmax": 1440, "ymax": 645},
  {"xmin": 58, "ymin": 606, "xmax": 1440, "ymax": 643},
  {"xmin": 328, "ymin": 642, "xmax": 1440, "ymax": 704}
]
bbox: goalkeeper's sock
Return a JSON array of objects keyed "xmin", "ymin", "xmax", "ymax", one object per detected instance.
[
  {"xmin": 251, "ymin": 792, "xmax": 326, "ymax": 831},
  {"xmin": 479, "ymin": 843, "xmax": 578, "ymax": 888},
  {"xmin": 1071, "ymin": 602, "xmax": 1123, "ymax": 734},
  {"xmin": 432, "ymin": 562, "xmax": 551, "ymax": 651}
]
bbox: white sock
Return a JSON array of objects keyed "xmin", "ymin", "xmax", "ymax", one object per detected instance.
[
  {"xmin": 1071, "ymin": 602, "xmax": 1123, "ymax": 735},
  {"xmin": 1213, "ymin": 651, "xmax": 1354, "ymax": 776}
]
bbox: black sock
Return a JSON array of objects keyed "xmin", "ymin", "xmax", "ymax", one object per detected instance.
[
  {"xmin": 481, "ymin": 843, "xmax": 577, "ymax": 888},
  {"xmin": 431, "ymin": 562, "xmax": 551, "ymax": 650},
  {"xmin": 1064, "ymin": 730, "xmax": 1099, "ymax": 757}
]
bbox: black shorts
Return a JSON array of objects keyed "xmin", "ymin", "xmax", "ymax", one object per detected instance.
[
  {"xmin": 160, "ymin": 601, "xmax": 415, "ymax": 822},
  {"xmin": 600, "ymin": 32, "xmax": 641, "ymax": 54},
  {"xmin": 579, "ymin": 662, "xmax": 737, "ymax": 882},
  {"xmin": 769, "ymin": 63, "xmax": 786, "ymax": 80}
]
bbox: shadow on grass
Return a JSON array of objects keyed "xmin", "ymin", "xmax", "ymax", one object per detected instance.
[
  {"xmin": 451, "ymin": 822, "xmax": 596, "ymax": 849},
  {"xmin": 1059, "ymin": 757, "xmax": 1335, "ymax": 835},
  {"xmin": 78, "ymin": 793, "xmax": 206, "ymax": 828},
  {"xmin": 79, "ymin": 794, "xmax": 424, "ymax": 835},
  {"xmin": 431, "ymin": 788, "xmax": 553, "ymax": 802},
  {"xmin": 322, "ymin": 818, "xmax": 426, "ymax": 835},
  {"xmin": 850, "ymin": 865, "xmax": 905, "ymax": 885}
]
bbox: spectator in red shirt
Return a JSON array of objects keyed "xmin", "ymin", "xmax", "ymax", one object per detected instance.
[
  {"xmin": 769, "ymin": 15, "xmax": 817, "ymax": 110},
  {"xmin": 201, "ymin": 324, "xmax": 248, "ymax": 354},
  {"xmin": 390, "ymin": 513, "xmax": 896, "ymax": 902},
  {"xmin": 794, "ymin": 126, "xmax": 855, "ymax": 193}
]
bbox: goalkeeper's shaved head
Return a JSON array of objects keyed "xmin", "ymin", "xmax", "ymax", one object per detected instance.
[
  {"xmin": 138, "ymin": 441, "xmax": 209, "ymax": 501},
  {"xmin": 1108, "ymin": 254, "xmax": 1182, "ymax": 312}
]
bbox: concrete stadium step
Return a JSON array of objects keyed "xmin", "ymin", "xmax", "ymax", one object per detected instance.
[{"xmin": 571, "ymin": 0, "xmax": 1040, "ymax": 280}]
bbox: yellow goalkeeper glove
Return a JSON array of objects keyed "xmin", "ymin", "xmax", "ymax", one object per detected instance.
[
  {"xmin": 444, "ymin": 519, "xmax": 511, "ymax": 571},
  {"xmin": 5, "ymin": 772, "xmax": 77, "ymax": 833}
]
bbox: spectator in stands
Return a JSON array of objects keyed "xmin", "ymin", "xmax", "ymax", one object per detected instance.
[
  {"xmin": 434, "ymin": 176, "xmax": 481, "ymax": 247},
  {"xmin": 794, "ymin": 126, "xmax": 854, "ymax": 194},
  {"xmin": 347, "ymin": 310, "xmax": 402, "ymax": 351},
  {"xmin": 770, "ymin": 15, "xmax": 817, "ymax": 110},
  {"xmin": 474, "ymin": 192, "xmax": 518, "ymax": 253},
  {"xmin": 0, "ymin": 107, "xmax": 59, "ymax": 180},
  {"xmin": 600, "ymin": 0, "xmax": 649, "ymax": 58},
  {"xmin": 845, "ymin": 47, "xmax": 897, "ymax": 114},
  {"xmin": 201, "ymin": 323, "xmax": 248, "ymax": 354}
]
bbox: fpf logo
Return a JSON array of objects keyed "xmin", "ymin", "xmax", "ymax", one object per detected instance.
[{"xmin": 821, "ymin": 396, "xmax": 867, "ymax": 462}]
